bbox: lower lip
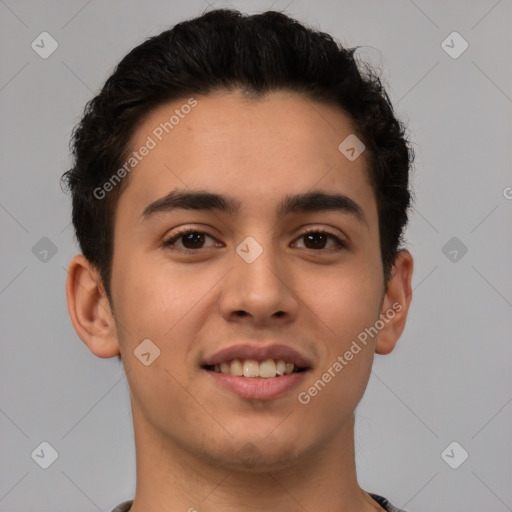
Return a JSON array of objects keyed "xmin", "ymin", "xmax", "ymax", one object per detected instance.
[{"xmin": 205, "ymin": 369, "xmax": 309, "ymax": 400}]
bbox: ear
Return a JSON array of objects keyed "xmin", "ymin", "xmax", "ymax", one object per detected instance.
[
  {"xmin": 65, "ymin": 254, "xmax": 120, "ymax": 358},
  {"xmin": 375, "ymin": 250, "xmax": 414, "ymax": 355}
]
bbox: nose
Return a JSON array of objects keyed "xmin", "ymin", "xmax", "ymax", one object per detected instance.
[{"xmin": 218, "ymin": 239, "xmax": 299, "ymax": 328}]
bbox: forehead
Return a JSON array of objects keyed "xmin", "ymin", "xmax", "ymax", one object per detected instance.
[{"xmin": 120, "ymin": 90, "xmax": 374, "ymax": 218}]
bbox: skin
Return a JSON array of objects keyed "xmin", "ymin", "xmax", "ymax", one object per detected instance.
[{"xmin": 66, "ymin": 90, "xmax": 413, "ymax": 512}]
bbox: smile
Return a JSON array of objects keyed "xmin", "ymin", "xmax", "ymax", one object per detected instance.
[{"xmin": 204, "ymin": 358, "xmax": 305, "ymax": 378}]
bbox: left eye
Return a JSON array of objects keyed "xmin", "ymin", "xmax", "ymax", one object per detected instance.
[{"xmin": 292, "ymin": 230, "xmax": 346, "ymax": 250}]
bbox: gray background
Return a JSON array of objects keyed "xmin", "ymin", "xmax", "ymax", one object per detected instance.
[{"xmin": 1, "ymin": 1, "xmax": 511, "ymax": 511}]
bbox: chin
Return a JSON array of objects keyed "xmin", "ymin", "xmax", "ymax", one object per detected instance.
[{"xmin": 195, "ymin": 433, "xmax": 310, "ymax": 473}]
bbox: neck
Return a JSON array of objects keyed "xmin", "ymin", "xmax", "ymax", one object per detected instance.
[{"xmin": 128, "ymin": 404, "xmax": 383, "ymax": 512}]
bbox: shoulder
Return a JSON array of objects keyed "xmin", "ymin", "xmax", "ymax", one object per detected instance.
[
  {"xmin": 110, "ymin": 500, "xmax": 133, "ymax": 512},
  {"xmin": 369, "ymin": 493, "xmax": 408, "ymax": 512}
]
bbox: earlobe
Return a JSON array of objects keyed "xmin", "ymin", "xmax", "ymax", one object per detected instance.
[
  {"xmin": 375, "ymin": 250, "xmax": 414, "ymax": 355},
  {"xmin": 65, "ymin": 254, "xmax": 120, "ymax": 358}
]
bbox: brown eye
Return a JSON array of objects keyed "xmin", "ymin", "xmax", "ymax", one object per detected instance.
[
  {"xmin": 303, "ymin": 232, "xmax": 328, "ymax": 249},
  {"xmin": 164, "ymin": 230, "xmax": 219, "ymax": 250},
  {"xmin": 179, "ymin": 232, "xmax": 206, "ymax": 249},
  {"xmin": 293, "ymin": 230, "xmax": 347, "ymax": 250}
]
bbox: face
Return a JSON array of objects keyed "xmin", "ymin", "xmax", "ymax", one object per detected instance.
[{"xmin": 109, "ymin": 90, "xmax": 391, "ymax": 470}]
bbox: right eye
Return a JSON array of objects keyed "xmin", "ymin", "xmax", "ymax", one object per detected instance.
[{"xmin": 162, "ymin": 229, "xmax": 223, "ymax": 251}]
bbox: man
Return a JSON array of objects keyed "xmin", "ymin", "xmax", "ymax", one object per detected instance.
[{"xmin": 62, "ymin": 8, "xmax": 413, "ymax": 512}]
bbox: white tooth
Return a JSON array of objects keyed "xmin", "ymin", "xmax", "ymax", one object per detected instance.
[
  {"xmin": 220, "ymin": 362, "xmax": 230, "ymax": 374},
  {"xmin": 284, "ymin": 362, "xmax": 295, "ymax": 374},
  {"xmin": 214, "ymin": 364, "xmax": 221, "ymax": 373},
  {"xmin": 259, "ymin": 359, "xmax": 277, "ymax": 378},
  {"xmin": 230, "ymin": 359, "xmax": 243, "ymax": 376},
  {"xmin": 243, "ymin": 359, "xmax": 260, "ymax": 378},
  {"xmin": 276, "ymin": 360, "xmax": 286, "ymax": 376}
]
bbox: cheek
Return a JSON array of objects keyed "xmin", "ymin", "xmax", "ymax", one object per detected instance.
[
  {"xmin": 111, "ymin": 253, "xmax": 213, "ymax": 429},
  {"xmin": 293, "ymin": 256, "xmax": 382, "ymax": 414},
  {"xmin": 333, "ymin": 280, "xmax": 381, "ymax": 341},
  {"xmin": 113, "ymin": 270, "xmax": 183, "ymax": 342},
  {"xmin": 111, "ymin": 249, "xmax": 222, "ymax": 353},
  {"xmin": 299, "ymin": 278, "xmax": 380, "ymax": 425},
  {"xmin": 298, "ymin": 258, "xmax": 383, "ymax": 346}
]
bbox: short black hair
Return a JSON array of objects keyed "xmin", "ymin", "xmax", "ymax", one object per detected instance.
[{"xmin": 61, "ymin": 8, "xmax": 413, "ymax": 304}]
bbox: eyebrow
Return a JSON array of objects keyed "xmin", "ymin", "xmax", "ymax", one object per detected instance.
[{"xmin": 141, "ymin": 189, "xmax": 366, "ymax": 224}]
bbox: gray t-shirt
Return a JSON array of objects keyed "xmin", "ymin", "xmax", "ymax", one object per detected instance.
[{"xmin": 111, "ymin": 493, "xmax": 407, "ymax": 511}]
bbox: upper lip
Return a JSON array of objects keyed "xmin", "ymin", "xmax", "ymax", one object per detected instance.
[{"xmin": 202, "ymin": 344, "xmax": 313, "ymax": 369}]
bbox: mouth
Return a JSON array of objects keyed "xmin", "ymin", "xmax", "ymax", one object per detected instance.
[
  {"xmin": 201, "ymin": 344, "xmax": 312, "ymax": 400},
  {"xmin": 203, "ymin": 358, "xmax": 307, "ymax": 378}
]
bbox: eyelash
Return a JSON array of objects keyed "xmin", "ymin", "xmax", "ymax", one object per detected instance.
[{"xmin": 162, "ymin": 227, "xmax": 348, "ymax": 252}]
